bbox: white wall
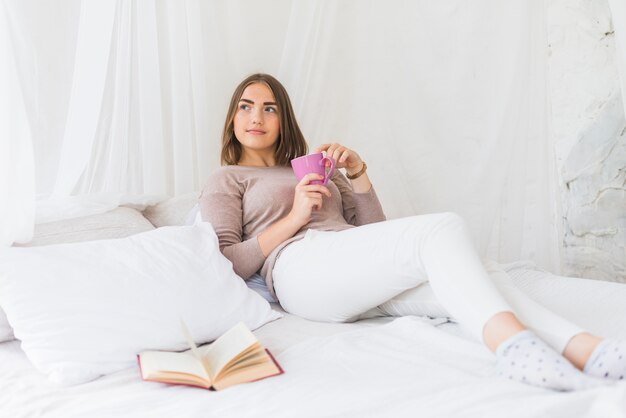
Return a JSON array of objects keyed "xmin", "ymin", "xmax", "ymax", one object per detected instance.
[{"xmin": 548, "ymin": 0, "xmax": 626, "ymax": 282}]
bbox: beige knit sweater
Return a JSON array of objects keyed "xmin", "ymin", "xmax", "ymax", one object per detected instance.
[{"xmin": 199, "ymin": 165, "xmax": 385, "ymax": 298}]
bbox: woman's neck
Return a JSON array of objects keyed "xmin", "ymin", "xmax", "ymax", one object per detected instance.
[{"xmin": 238, "ymin": 152, "xmax": 276, "ymax": 167}]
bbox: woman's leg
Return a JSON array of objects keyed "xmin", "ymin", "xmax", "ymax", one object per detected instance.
[
  {"xmin": 481, "ymin": 263, "xmax": 603, "ymax": 369},
  {"xmin": 375, "ymin": 257, "xmax": 625, "ymax": 381},
  {"xmin": 272, "ymin": 213, "xmax": 605, "ymax": 389},
  {"xmin": 273, "ymin": 213, "xmax": 510, "ymax": 331},
  {"xmin": 377, "ymin": 262, "xmax": 590, "ymax": 353}
]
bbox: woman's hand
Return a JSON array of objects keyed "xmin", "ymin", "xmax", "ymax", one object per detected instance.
[
  {"xmin": 315, "ymin": 143, "xmax": 364, "ymax": 175},
  {"xmin": 287, "ymin": 173, "xmax": 332, "ymax": 227}
]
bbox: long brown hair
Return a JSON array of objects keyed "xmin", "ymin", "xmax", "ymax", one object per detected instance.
[{"xmin": 220, "ymin": 74, "xmax": 308, "ymax": 166}]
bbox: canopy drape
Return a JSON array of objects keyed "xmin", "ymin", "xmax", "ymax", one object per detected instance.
[{"xmin": 6, "ymin": 0, "xmax": 617, "ymax": 275}]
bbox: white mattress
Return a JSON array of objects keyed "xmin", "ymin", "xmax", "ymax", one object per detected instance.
[{"xmin": 2, "ymin": 265, "xmax": 626, "ymax": 418}]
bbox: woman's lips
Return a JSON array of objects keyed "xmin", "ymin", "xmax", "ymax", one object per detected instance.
[{"xmin": 246, "ymin": 130, "xmax": 266, "ymax": 135}]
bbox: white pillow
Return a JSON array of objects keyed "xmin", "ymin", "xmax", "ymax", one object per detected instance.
[
  {"xmin": 17, "ymin": 206, "xmax": 155, "ymax": 247},
  {"xmin": 184, "ymin": 205, "xmax": 277, "ymax": 303},
  {"xmin": 0, "ymin": 223, "xmax": 281, "ymax": 386},
  {"xmin": 0, "ymin": 207, "xmax": 157, "ymax": 343},
  {"xmin": 142, "ymin": 192, "xmax": 199, "ymax": 227}
]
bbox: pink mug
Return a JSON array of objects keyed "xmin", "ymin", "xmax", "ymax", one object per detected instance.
[{"xmin": 290, "ymin": 153, "xmax": 336, "ymax": 185}]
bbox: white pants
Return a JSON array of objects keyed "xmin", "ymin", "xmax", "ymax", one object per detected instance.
[{"xmin": 273, "ymin": 213, "xmax": 584, "ymax": 353}]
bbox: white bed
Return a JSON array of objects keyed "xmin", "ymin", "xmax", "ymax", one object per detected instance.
[{"xmin": 2, "ymin": 196, "xmax": 626, "ymax": 418}]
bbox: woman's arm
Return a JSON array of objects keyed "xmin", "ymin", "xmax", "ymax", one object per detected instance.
[
  {"xmin": 332, "ymin": 171, "xmax": 386, "ymax": 225},
  {"xmin": 257, "ymin": 172, "xmax": 331, "ymax": 256},
  {"xmin": 201, "ymin": 170, "xmax": 331, "ymax": 276},
  {"xmin": 346, "ymin": 163, "xmax": 372, "ymax": 193},
  {"xmin": 317, "ymin": 143, "xmax": 386, "ymax": 225},
  {"xmin": 199, "ymin": 187, "xmax": 266, "ymax": 280}
]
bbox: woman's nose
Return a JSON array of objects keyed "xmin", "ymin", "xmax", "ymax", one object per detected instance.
[{"xmin": 251, "ymin": 108, "xmax": 263, "ymax": 125}]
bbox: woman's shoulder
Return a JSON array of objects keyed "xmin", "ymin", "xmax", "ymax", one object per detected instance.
[{"xmin": 203, "ymin": 165, "xmax": 245, "ymax": 194}]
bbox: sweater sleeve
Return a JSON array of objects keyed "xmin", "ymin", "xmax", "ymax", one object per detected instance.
[
  {"xmin": 198, "ymin": 172, "xmax": 266, "ymax": 280},
  {"xmin": 331, "ymin": 170, "xmax": 386, "ymax": 226}
]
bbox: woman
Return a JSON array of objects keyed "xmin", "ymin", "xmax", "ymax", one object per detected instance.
[{"xmin": 200, "ymin": 73, "xmax": 624, "ymax": 391}]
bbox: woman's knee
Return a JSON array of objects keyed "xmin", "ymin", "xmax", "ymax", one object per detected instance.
[
  {"xmin": 416, "ymin": 212, "xmax": 473, "ymax": 246},
  {"xmin": 401, "ymin": 212, "xmax": 469, "ymax": 238}
]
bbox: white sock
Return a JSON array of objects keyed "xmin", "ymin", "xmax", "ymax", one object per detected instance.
[
  {"xmin": 495, "ymin": 330, "xmax": 605, "ymax": 391},
  {"xmin": 584, "ymin": 339, "xmax": 626, "ymax": 381}
]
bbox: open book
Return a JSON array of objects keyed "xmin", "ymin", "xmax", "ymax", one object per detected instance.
[{"xmin": 138, "ymin": 322, "xmax": 283, "ymax": 390}]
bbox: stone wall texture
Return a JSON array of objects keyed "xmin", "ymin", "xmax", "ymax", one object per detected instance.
[{"xmin": 548, "ymin": 0, "xmax": 626, "ymax": 282}]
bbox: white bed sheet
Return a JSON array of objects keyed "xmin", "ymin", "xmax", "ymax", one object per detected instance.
[{"xmin": 1, "ymin": 266, "xmax": 626, "ymax": 418}]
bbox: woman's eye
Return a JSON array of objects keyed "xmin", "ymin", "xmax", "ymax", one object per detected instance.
[
  {"xmin": 265, "ymin": 107, "xmax": 277, "ymax": 113},
  {"xmin": 239, "ymin": 104, "xmax": 250, "ymax": 111}
]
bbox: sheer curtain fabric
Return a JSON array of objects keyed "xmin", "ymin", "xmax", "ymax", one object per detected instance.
[{"xmin": 5, "ymin": 0, "xmax": 566, "ymax": 271}]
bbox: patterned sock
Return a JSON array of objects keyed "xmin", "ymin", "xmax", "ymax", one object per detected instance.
[
  {"xmin": 495, "ymin": 330, "xmax": 606, "ymax": 391},
  {"xmin": 583, "ymin": 339, "xmax": 626, "ymax": 381}
]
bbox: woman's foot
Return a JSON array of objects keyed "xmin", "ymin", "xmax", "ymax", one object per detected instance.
[
  {"xmin": 583, "ymin": 339, "xmax": 626, "ymax": 381},
  {"xmin": 496, "ymin": 330, "xmax": 605, "ymax": 391}
]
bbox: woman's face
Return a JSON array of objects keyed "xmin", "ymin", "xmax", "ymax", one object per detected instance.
[{"xmin": 233, "ymin": 82, "xmax": 280, "ymax": 160}]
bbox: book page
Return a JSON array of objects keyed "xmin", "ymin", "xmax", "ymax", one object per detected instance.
[
  {"xmin": 139, "ymin": 351, "xmax": 210, "ymax": 381},
  {"xmin": 212, "ymin": 351, "xmax": 281, "ymax": 391},
  {"xmin": 202, "ymin": 322, "xmax": 258, "ymax": 377},
  {"xmin": 180, "ymin": 319, "xmax": 202, "ymax": 360},
  {"xmin": 220, "ymin": 348, "xmax": 268, "ymax": 374}
]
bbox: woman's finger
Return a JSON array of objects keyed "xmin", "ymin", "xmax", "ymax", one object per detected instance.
[
  {"xmin": 297, "ymin": 173, "xmax": 324, "ymax": 186},
  {"xmin": 332, "ymin": 147, "xmax": 346, "ymax": 162},
  {"xmin": 302, "ymin": 191, "xmax": 323, "ymax": 208},
  {"xmin": 316, "ymin": 142, "xmax": 359, "ymax": 168},
  {"xmin": 302, "ymin": 184, "xmax": 331, "ymax": 196},
  {"xmin": 305, "ymin": 191, "xmax": 323, "ymax": 199},
  {"xmin": 315, "ymin": 143, "xmax": 330, "ymax": 153},
  {"xmin": 311, "ymin": 196, "xmax": 323, "ymax": 211}
]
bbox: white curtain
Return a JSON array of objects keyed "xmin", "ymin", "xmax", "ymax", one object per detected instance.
[
  {"xmin": 0, "ymin": 0, "xmax": 35, "ymax": 246},
  {"xmin": 52, "ymin": 1, "xmax": 116, "ymax": 196},
  {"xmin": 40, "ymin": 0, "xmax": 292, "ymax": 197},
  {"xmin": 6, "ymin": 0, "xmax": 560, "ymax": 271},
  {"xmin": 277, "ymin": 0, "xmax": 558, "ymax": 271}
]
